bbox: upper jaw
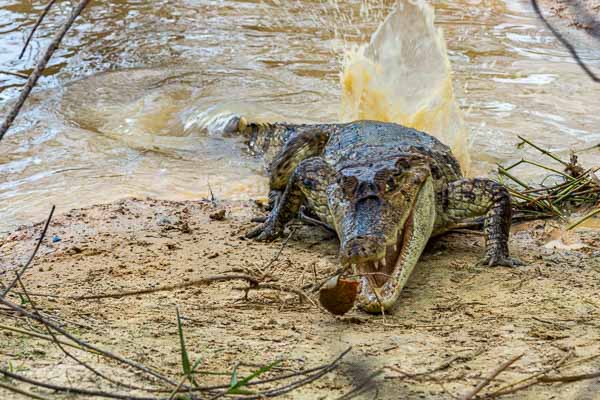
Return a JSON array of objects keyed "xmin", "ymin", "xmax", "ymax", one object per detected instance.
[
  {"xmin": 341, "ymin": 230, "xmax": 404, "ymax": 288},
  {"xmin": 356, "ymin": 176, "xmax": 436, "ymax": 313}
]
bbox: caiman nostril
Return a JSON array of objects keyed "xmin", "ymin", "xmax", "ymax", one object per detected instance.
[{"xmin": 343, "ymin": 237, "xmax": 385, "ymax": 260}]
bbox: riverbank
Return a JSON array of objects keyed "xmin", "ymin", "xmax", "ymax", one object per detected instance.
[{"xmin": 1, "ymin": 197, "xmax": 599, "ymax": 399}]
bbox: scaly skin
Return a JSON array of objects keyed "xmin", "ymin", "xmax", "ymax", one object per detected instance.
[{"xmin": 233, "ymin": 119, "xmax": 521, "ymax": 313}]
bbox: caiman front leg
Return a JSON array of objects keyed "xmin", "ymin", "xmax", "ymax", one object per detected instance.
[
  {"xmin": 443, "ymin": 178, "xmax": 523, "ymax": 267},
  {"xmin": 265, "ymin": 127, "xmax": 330, "ymax": 210},
  {"xmin": 247, "ymin": 157, "xmax": 334, "ymax": 241},
  {"xmin": 230, "ymin": 117, "xmax": 333, "ymax": 210}
]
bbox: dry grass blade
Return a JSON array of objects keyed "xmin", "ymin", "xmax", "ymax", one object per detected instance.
[
  {"xmin": 539, "ymin": 370, "xmax": 600, "ymax": 383},
  {"xmin": 0, "ymin": 70, "xmax": 29, "ymax": 79},
  {"xmin": 16, "ymin": 277, "xmax": 165, "ymax": 393},
  {"xmin": 72, "ymin": 273, "xmax": 261, "ymax": 300},
  {"xmin": 0, "ymin": 368, "xmax": 168, "ymax": 400},
  {"xmin": 566, "ymin": 207, "xmax": 600, "ymax": 230},
  {"xmin": 498, "ymin": 137, "xmax": 599, "ymax": 221}
]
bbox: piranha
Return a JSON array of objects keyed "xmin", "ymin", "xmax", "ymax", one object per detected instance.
[{"xmin": 225, "ymin": 118, "xmax": 521, "ymax": 313}]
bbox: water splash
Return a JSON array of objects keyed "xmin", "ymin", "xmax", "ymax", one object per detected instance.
[{"xmin": 340, "ymin": 0, "xmax": 471, "ymax": 173}]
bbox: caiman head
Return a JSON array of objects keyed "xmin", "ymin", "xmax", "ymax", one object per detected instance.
[{"xmin": 327, "ymin": 153, "xmax": 436, "ymax": 313}]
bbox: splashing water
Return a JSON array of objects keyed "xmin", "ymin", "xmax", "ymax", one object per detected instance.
[{"xmin": 340, "ymin": 0, "xmax": 471, "ymax": 173}]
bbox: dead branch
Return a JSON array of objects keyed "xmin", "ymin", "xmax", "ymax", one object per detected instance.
[
  {"xmin": 0, "ymin": 322, "xmax": 98, "ymax": 353},
  {"xmin": 19, "ymin": 0, "xmax": 59, "ymax": 59},
  {"xmin": 1, "ymin": 205, "xmax": 54, "ymax": 298},
  {"xmin": 232, "ymin": 347, "xmax": 351, "ymax": 399},
  {"xmin": 461, "ymin": 353, "xmax": 524, "ymax": 400},
  {"xmin": 71, "ymin": 273, "xmax": 261, "ymax": 300},
  {"xmin": 0, "ymin": 296, "xmax": 180, "ymax": 388},
  {"xmin": 531, "ymin": 0, "xmax": 600, "ymax": 83},
  {"xmin": 539, "ymin": 370, "xmax": 600, "ymax": 383},
  {"xmin": 0, "ymin": 0, "xmax": 92, "ymax": 141},
  {"xmin": 0, "ymin": 368, "xmax": 171, "ymax": 400},
  {"xmin": 17, "ymin": 277, "xmax": 165, "ymax": 393},
  {"xmin": 260, "ymin": 227, "xmax": 297, "ymax": 272},
  {"xmin": 482, "ymin": 350, "xmax": 572, "ymax": 397}
]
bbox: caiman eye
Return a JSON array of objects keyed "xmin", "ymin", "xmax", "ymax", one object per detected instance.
[{"xmin": 385, "ymin": 176, "xmax": 397, "ymax": 192}]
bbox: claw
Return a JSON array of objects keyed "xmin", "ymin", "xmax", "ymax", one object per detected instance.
[
  {"xmin": 477, "ymin": 254, "xmax": 524, "ymax": 268},
  {"xmin": 245, "ymin": 226, "xmax": 264, "ymax": 239},
  {"xmin": 245, "ymin": 220, "xmax": 283, "ymax": 242}
]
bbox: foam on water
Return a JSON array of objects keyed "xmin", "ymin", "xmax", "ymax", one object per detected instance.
[{"xmin": 340, "ymin": 0, "xmax": 471, "ymax": 173}]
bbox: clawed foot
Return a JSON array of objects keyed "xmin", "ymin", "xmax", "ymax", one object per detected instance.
[
  {"xmin": 477, "ymin": 254, "xmax": 524, "ymax": 267},
  {"xmin": 246, "ymin": 217, "xmax": 283, "ymax": 241}
]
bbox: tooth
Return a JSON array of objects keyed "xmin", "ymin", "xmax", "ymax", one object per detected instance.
[
  {"xmin": 374, "ymin": 261, "xmax": 380, "ymax": 270},
  {"xmin": 393, "ymin": 244, "xmax": 397, "ymax": 252},
  {"xmin": 381, "ymin": 258, "xmax": 387, "ymax": 267}
]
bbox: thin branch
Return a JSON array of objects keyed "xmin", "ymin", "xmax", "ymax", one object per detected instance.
[
  {"xmin": 0, "ymin": 0, "xmax": 93, "ymax": 141},
  {"xmin": 19, "ymin": 0, "xmax": 59, "ymax": 59},
  {"xmin": 539, "ymin": 370, "xmax": 600, "ymax": 383},
  {"xmin": 461, "ymin": 353, "xmax": 524, "ymax": 400},
  {"xmin": 261, "ymin": 227, "xmax": 297, "ymax": 272},
  {"xmin": 0, "ymin": 368, "xmax": 171, "ymax": 400},
  {"xmin": 0, "ymin": 296, "xmax": 180, "ymax": 388},
  {"xmin": 0, "ymin": 70, "xmax": 29, "ymax": 79},
  {"xmin": 0, "ymin": 322, "xmax": 99, "ymax": 353},
  {"xmin": 0, "ymin": 380, "xmax": 52, "ymax": 400},
  {"xmin": 1, "ymin": 205, "xmax": 55, "ymax": 298},
  {"xmin": 531, "ymin": 0, "xmax": 600, "ymax": 82},
  {"xmin": 212, "ymin": 347, "xmax": 352, "ymax": 399},
  {"xmin": 483, "ymin": 350, "xmax": 572, "ymax": 397},
  {"xmin": 72, "ymin": 273, "xmax": 261, "ymax": 300},
  {"xmin": 17, "ymin": 277, "xmax": 165, "ymax": 393}
]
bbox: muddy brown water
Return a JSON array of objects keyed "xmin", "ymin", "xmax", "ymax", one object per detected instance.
[{"xmin": 1, "ymin": 0, "xmax": 600, "ymax": 231}]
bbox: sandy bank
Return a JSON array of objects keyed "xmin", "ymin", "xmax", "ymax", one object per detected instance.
[{"xmin": 1, "ymin": 197, "xmax": 600, "ymax": 399}]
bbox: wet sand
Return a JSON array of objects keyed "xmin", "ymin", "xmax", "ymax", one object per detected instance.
[{"xmin": 1, "ymin": 197, "xmax": 599, "ymax": 399}]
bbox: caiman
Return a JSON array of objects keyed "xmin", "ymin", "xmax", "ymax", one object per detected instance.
[{"xmin": 223, "ymin": 118, "xmax": 521, "ymax": 313}]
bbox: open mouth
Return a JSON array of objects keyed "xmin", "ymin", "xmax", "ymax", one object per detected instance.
[{"xmin": 351, "ymin": 208, "xmax": 414, "ymax": 288}]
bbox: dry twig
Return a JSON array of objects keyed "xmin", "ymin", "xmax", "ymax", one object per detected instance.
[
  {"xmin": 0, "ymin": 0, "xmax": 92, "ymax": 141},
  {"xmin": 1, "ymin": 205, "xmax": 54, "ymax": 298},
  {"xmin": 19, "ymin": 0, "xmax": 59, "ymax": 59},
  {"xmin": 461, "ymin": 353, "xmax": 524, "ymax": 400}
]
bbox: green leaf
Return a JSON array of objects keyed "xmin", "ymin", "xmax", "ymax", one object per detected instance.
[
  {"xmin": 17, "ymin": 293, "xmax": 29, "ymax": 305},
  {"xmin": 229, "ymin": 363, "xmax": 239, "ymax": 388},
  {"xmin": 226, "ymin": 360, "xmax": 281, "ymax": 395},
  {"xmin": 191, "ymin": 358, "xmax": 202, "ymax": 373},
  {"xmin": 176, "ymin": 307, "xmax": 191, "ymax": 376}
]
